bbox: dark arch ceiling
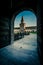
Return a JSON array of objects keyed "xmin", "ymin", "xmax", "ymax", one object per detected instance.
[{"xmin": 0, "ymin": 0, "xmax": 40, "ymax": 18}]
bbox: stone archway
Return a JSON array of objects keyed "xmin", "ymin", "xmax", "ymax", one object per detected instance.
[
  {"xmin": 0, "ymin": 0, "xmax": 42, "ymax": 64},
  {"xmin": 11, "ymin": 8, "xmax": 37, "ymax": 44}
]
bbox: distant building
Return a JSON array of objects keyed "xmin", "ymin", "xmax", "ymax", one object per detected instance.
[
  {"xmin": 14, "ymin": 16, "xmax": 37, "ymax": 33},
  {"xmin": 14, "ymin": 26, "xmax": 37, "ymax": 33},
  {"xmin": 19, "ymin": 16, "xmax": 26, "ymax": 33}
]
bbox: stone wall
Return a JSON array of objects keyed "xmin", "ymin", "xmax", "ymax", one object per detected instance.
[
  {"xmin": 0, "ymin": 17, "xmax": 10, "ymax": 48},
  {"xmin": 37, "ymin": 1, "xmax": 42, "ymax": 65}
]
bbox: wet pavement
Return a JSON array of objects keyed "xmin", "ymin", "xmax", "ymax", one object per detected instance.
[{"xmin": 0, "ymin": 33, "xmax": 40, "ymax": 65}]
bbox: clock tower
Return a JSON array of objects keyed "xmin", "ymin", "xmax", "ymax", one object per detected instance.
[{"xmin": 20, "ymin": 16, "xmax": 26, "ymax": 33}]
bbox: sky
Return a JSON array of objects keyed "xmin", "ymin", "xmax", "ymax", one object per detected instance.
[{"xmin": 14, "ymin": 11, "xmax": 37, "ymax": 27}]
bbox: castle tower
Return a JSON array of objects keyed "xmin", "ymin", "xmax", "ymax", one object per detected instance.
[{"xmin": 20, "ymin": 16, "xmax": 26, "ymax": 33}]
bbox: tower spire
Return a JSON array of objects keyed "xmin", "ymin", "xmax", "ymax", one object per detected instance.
[
  {"xmin": 20, "ymin": 16, "xmax": 26, "ymax": 34},
  {"xmin": 21, "ymin": 16, "xmax": 24, "ymax": 23}
]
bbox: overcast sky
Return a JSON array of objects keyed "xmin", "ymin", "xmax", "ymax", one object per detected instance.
[{"xmin": 14, "ymin": 11, "xmax": 37, "ymax": 27}]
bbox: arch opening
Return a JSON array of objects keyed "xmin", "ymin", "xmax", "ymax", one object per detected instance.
[{"xmin": 14, "ymin": 10, "xmax": 37, "ymax": 42}]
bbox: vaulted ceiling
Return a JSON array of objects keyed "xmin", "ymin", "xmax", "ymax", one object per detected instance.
[{"xmin": 0, "ymin": 0, "xmax": 39, "ymax": 18}]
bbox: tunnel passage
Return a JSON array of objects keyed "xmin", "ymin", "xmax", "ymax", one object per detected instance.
[{"xmin": 0, "ymin": 0, "xmax": 42, "ymax": 65}]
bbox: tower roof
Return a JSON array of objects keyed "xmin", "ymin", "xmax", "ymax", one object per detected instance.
[{"xmin": 21, "ymin": 16, "xmax": 24, "ymax": 23}]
